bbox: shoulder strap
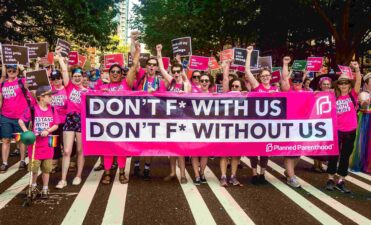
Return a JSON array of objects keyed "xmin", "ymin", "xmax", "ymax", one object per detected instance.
[
  {"xmin": 1, "ymin": 81, "xmax": 4, "ymax": 89},
  {"xmin": 18, "ymin": 78, "xmax": 31, "ymax": 106},
  {"xmin": 30, "ymin": 106, "xmax": 35, "ymax": 130},
  {"xmin": 167, "ymin": 79, "xmax": 176, "ymax": 91},
  {"xmin": 136, "ymin": 74, "xmax": 147, "ymax": 90}
]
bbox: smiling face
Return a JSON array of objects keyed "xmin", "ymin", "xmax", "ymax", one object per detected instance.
[
  {"xmin": 109, "ymin": 66, "xmax": 122, "ymax": 83},
  {"xmin": 51, "ymin": 76, "xmax": 63, "ymax": 87},
  {"xmin": 292, "ymin": 79, "xmax": 303, "ymax": 91},
  {"xmin": 6, "ymin": 67, "xmax": 19, "ymax": 79},
  {"xmin": 230, "ymin": 80, "xmax": 242, "ymax": 92},
  {"xmin": 258, "ymin": 70, "xmax": 271, "ymax": 85},
  {"xmin": 199, "ymin": 74, "xmax": 211, "ymax": 92},
  {"xmin": 171, "ymin": 65, "xmax": 182, "ymax": 83},
  {"xmin": 72, "ymin": 73, "xmax": 83, "ymax": 85},
  {"xmin": 337, "ymin": 79, "xmax": 351, "ymax": 94},
  {"xmin": 146, "ymin": 59, "xmax": 158, "ymax": 77},
  {"xmin": 320, "ymin": 80, "xmax": 331, "ymax": 91},
  {"xmin": 191, "ymin": 71, "xmax": 201, "ymax": 85}
]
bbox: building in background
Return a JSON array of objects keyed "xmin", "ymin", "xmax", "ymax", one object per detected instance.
[{"xmin": 117, "ymin": 0, "xmax": 129, "ymax": 44}]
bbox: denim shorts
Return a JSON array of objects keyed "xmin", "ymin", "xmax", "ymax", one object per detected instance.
[{"xmin": 1, "ymin": 115, "xmax": 25, "ymax": 139}]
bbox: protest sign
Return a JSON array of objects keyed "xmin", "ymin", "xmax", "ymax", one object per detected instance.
[
  {"xmin": 292, "ymin": 60, "xmax": 307, "ymax": 71},
  {"xmin": 25, "ymin": 69, "xmax": 50, "ymax": 91},
  {"xmin": 68, "ymin": 51, "xmax": 79, "ymax": 66},
  {"xmin": 172, "ymin": 37, "xmax": 192, "ymax": 56},
  {"xmin": 78, "ymin": 54, "xmax": 87, "ymax": 68},
  {"xmin": 306, "ymin": 57, "xmax": 323, "ymax": 72},
  {"xmin": 209, "ymin": 57, "xmax": 220, "ymax": 70},
  {"xmin": 232, "ymin": 48, "xmax": 259, "ymax": 68},
  {"xmin": 128, "ymin": 53, "xmax": 133, "ymax": 67},
  {"xmin": 56, "ymin": 39, "xmax": 71, "ymax": 57},
  {"xmin": 104, "ymin": 53, "xmax": 124, "ymax": 70},
  {"xmin": 162, "ymin": 57, "xmax": 170, "ymax": 71},
  {"xmin": 258, "ymin": 56, "xmax": 272, "ymax": 71},
  {"xmin": 271, "ymin": 69, "xmax": 282, "ymax": 83},
  {"xmin": 220, "ymin": 49, "xmax": 233, "ymax": 61},
  {"xmin": 25, "ymin": 42, "xmax": 48, "ymax": 59},
  {"xmin": 189, "ymin": 55, "xmax": 209, "ymax": 71},
  {"xmin": 1, "ymin": 44, "xmax": 29, "ymax": 65},
  {"xmin": 82, "ymin": 92, "xmax": 338, "ymax": 157},
  {"xmin": 338, "ymin": 65, "xmax": 353, "ymax": 79}
]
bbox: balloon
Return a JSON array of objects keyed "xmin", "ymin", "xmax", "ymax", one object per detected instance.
[{"xmin": 20, "ymin": 131, "xmax": 36, "ymax": 145}]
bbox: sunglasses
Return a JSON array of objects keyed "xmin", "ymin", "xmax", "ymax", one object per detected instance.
[
  {"xmin": 172, "ymin": 70, "xmax": 181, "ymax": 74},
  {"xmin": 110, "ymin": 70, "xmax": 121, "ymax": 74},
  {"xmin": 231, "ymin": 85, "xmax": 241, "ymax": 89},
  {"xmin": 338, "ymin": 81, "xmax": 350, "ymax": 85},
  {"xmin": 147, "ymin": 63, "xmax": 157, "ymax": 67},
  {"xmin": 292, "ymin": 80, "xmax": 302, "ymax": 84},
  {"xmin": 200, "ymin": 79, "xmax": 210, "ymax": 83},
  {"xmin": 51, "ymin": 77, "xmax": 62, "ymax": 81},
  {"xmin": 192, "ymin": 75, "xmax": 200, "ymax": 79},
  {"xmin": 7, "ymin": 69, "xmax": 17, "ymax": 73}
]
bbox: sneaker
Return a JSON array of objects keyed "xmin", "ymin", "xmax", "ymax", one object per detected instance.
[
  {"xmin": 133, "ymin": 166, "xmax": 140, "ymax": 177},
  {"xmin": 94, "ymin": 164, "xmax": 104, "ymax": 171},
  {"xmin": 40, "ymin": 189, "xmax": 49, "ymax": 199},
  {"xmin": 251, "ymin": 175, "xmax": 259, "ymax": 185},
  {"xmin": 0, "ymin": 164, "xmax": 9, "ymax": 173},
  {"xmin": 10, "ymin": 149, "xmax": 20, "ymax": 157},
  {"xmin": 258, "ymin": 174, "xmax": 268, "ymax": 185},
  {"xmin": 72, "ymin": 177, "xmax": 82, "ymax": 185},
  {"xmin": 180, "ymin": 177, "xmax": 188, "ymax": 184},
  {"xmin": 220, "ymin": 177, "xmax": 228, "ymax": 187},
  {"xmin": 335, "ymin": 181, "xmax": 351, "ymax": 193},
  {"xmin": 194, "ymin": 176, "xmax": 201, "ymax": 185},
  {"xmin": 142, "ymin": 169, "xmax": 151, "ymax": 181},
  {"xmin": 200, "ymin": 175, "xmax": 207, "ymax": 184},
  {"xmin": 229, "ymin": 176, "xmax": 242, "ymax": 186},
  {"xmin": 19, "ymin": 161, "xmax": 27, "ymax": 170},
  {"xmin": 287, "ymin": 176, "xmax": 301, "ymax": 188},
  {"xmin": 56, "ymin": 180, "xmax": 67, "ymax": 189},
  {"xmin": 325, "ymin": 179, "xmax": 335, "ymax": 191}
]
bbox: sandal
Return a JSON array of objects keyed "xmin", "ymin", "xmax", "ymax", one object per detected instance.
[
  {"xmin": 119, "ymin": 172, "xmax": 129, "ymax": 184},
  {"xmin": 101, "ymin": 172, "xmax": 111, "ymax": 185}
]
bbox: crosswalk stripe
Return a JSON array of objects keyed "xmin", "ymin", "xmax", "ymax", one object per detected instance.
[
  {"xmin": 350, "ymin": 171, "xmax": 371, "ymax": 182},
  {"xmin": 268, "ymin": 160, "xmax": 371, "ymax": 225},
  {"xmin": 240, "ymin": 158, "xmax": 341, "ymax": 225},
  {"xmin": 0, "ymin": 158, "xmax": 29, "ymax": 185},
  {"xmin": 301, "ymin": 156, "xmax": 371, "ymax": 192},
  {"xmin": 204, "ymin": 166, "xmax": 255, "ymax": 225},
  {"xmin": 61, "ymin": 160, "xmax": 104, "ymax": 225},
  {"xmin": 0, "ymin": 170, "xmax": 41, "ymax": 209},
  {"xmin": 101, "ymin": 158, "xmax": 132, "ymax": 225},
  {"xmin": 176, "ymin": 167, "xmax": 217, "ymax": 225}
]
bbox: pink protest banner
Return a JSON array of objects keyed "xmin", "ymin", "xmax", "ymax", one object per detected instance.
[
  {"xmin": 82, "ymin": 91, "xmax": 339, "ymax": 157},
  {"xmin": 338, "ymin": 65, "xmax": 353, "ymax": 79},
  {"xmin": 104, "ymin": 53, "xmax": 124, "ymax": 70},
  {"xmin": 189, "ymin": 55, "xmax": 209, "ymax": 71},
  {"xmin": 209, "ymin": 57, "xmax": 220, "ymax": 70},
  {"xmin": 271, "ymin": 69, "xmax": 281, "ymax": 83},
  {"xmin": 68, "ymin": 51, "xmax": 79, "ymax": 65},
  {"xmin": 220, "ymin": 49, "xmax": 234, "ymax": 61},
  {"xmin": 162, "ymin": 57, "xmax": 170, "ymax": 71},
  {"xmin": 229, "ymin": 65, "xmax": 245, "ymax": 72},
  {"xmin": 78, "ymin": 54, "xmax": 87, "ymax": 68},
  {"xmin": 306, "ymin": 57, "xmax": 323, "ymax": 72}
]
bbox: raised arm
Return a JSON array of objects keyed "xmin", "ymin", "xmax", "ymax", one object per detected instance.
[
  {"xmin": 351, "ymin": 61, "xmax": 362, "ymax": 94},
  {"xmin": 280, "ymin": 56, "xmax": 291, "ymax": 92},
  {"xmin": 1, "ymin": 64, "xmax": 6, "ymax": 83},
  {"xmin": 222, "ymin": 60, "xmax": 231, "ymax": 92},
  {"xmin": 156, "ymin": 44, "xmax": 172, "ymax": 83},
  {"xmin": 55, "ymin": 47, "xmax": 69, "ymax": 86},
  {"xmin": 244, "ymin": 46, "xmax": 259, "ymax": 89},
  {"xmin": 126, "ymin": 41, "xmax": 141, "ymax": 88}
]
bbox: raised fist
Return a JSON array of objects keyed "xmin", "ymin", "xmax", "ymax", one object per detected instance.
[{"xmin": 283, "ymin": 56, "xmax": 291, "ymax": 64}]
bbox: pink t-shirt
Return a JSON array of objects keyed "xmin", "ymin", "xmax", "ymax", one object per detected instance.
[
  {"xmin": 253, "ymin": 83, "xmax": 279, "ymax": 93},
  {"xmin": 134, "ymin": 69, "xmax": 166, "ymax": 92},
  {"xmin": 51, "ymin": 86, "xmax": 68, "ymax": 124},
  {"xmin": 0, "ymin": 78, "xmax": 29, "ymax": 119},
  {"xmin": 21, "ymin": 105, "xmax": 59, "ymax": 160},
  {"xmin": 100, "ymin": 79, "xmax": 130, "ymax": 91},
  {"xmin": 65, "ymin": 81, "xmax": 87, "ymax": 114},
  {"xmin": 191, "ymin": 83, "xmax": 201, "ymax": 93},
  {"xmin": 336, "ymin": 90, "xmax": 358, "ymax": 132},
  {"xmin": 168, "ymin": 79, "xmax": 184, "ymax": 93}
]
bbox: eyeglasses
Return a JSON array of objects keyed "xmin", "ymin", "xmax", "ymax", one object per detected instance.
[
  {"xmin": 338, "ymin": 81, "xmax": 350, "ymax": 85},
  {"xmin": 231, "ymin": 85, "xmax": 241, "ymax": 89},
  {"xmin": 172, "ymin": 70, "xmax": 181, "ymax": 74},
  {"xmin": 7, "ymin": 69, "xmax": 17, "ymax": 73},
  {"xmin": 110, "ymin": 70, "xmax": 121, "ymax": 74},
  {"xmin": 51, "ymin": 77, "xmax": 62, "ymax": 81},
  {"xmin": 200, "ymin": 79, "xmax": 210, "ymax": 83},
  {"xmin": 73, "ymin": 75, "xmax": 82, "ymax": 78},
  {"xmin": 292, "ymin": 80, "xmax": 302, "ymax": 84},
  {"xmin": 147, "ymin": 63, "xmax": 157, "ymax": 67},
  {"xmin": 260, "ymin": 75, "xmax": 271, "ymax": 79}
]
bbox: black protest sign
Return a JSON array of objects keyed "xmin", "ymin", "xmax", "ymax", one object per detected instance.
[
  {"xmin": 232, "ymin": 48, "xmax": 259, "ymax": 68},
  {"xmin": 128, "ymin": 53, "xmax": 133, "ymax": 67},
  {"xmin": 25, "ymin": 43, "xmax": 48, "ymax": 59},
  {"xmin": 172, "ymin": 37, "xmax": 192, "ymax": 56},
  {"xmin": 139, "ymin": 53, "xmax": 151, "ymax": 68},
  {"xmin": 1, "ymin": 44, "xmax": 29, "ymax": 65},
  {"xmin": 56, "ymin": 39, "xmax": 71, "ymax": 57},
  {"xmin": 25, "ymin": 69, "xmax": 50, "ymax": 91}
]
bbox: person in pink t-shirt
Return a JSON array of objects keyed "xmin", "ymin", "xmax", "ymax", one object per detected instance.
[
  {"xmin": 325, "ymin": 61, "xmax": 362, "ymax": 193},
  {"xmin": 55, "ymin": 48, "xmax": 88, "ymax": 189},
  {"xmin": 18, "ymin": 86, "xmax": 59, "ymax": 199},
  {"xmin": 0, "ymin": 64, "xmax": 29, "ymax": 173},
  {"xmin": 190, "ymin": 70, "xmax": 202, "ymax": 93},
  {"xmin": 100, "ymin": 64, "xmax": 130, "ymax": 185},
  {"xmin": 244, "ymin": 46, "xmax": 277, "ymax": 185}
]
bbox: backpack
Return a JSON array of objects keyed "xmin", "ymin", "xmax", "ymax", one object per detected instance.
[{"xmin": 1, "ymin": 78, "xmax": 30, "ymax": 106}]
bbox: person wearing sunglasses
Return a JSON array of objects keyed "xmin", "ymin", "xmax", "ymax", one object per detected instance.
[
  {"xmin": 156, "ymin": 44, "xmax": 190, "ymax": 184},
  {"xmin": 218, "ymin": 59, "xmax": 248, "ymax": 187},
  {"xmin": 55, "ymin": 47, "xmax": 88, "ymax": 189},
  {"xmin": 190, "ymin": 71, "xmax": 202, "ymax": 93},
  {"xmin": 245, "ymin": 46, "xmax": 278, "ymax": 185},
  {"xmin": 0, "ymin": 64, "xmax": 29, "ymax": 173},
  {"xmin": 325, "ymin": 61, "xmax": 362, "ymax": 193}
]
